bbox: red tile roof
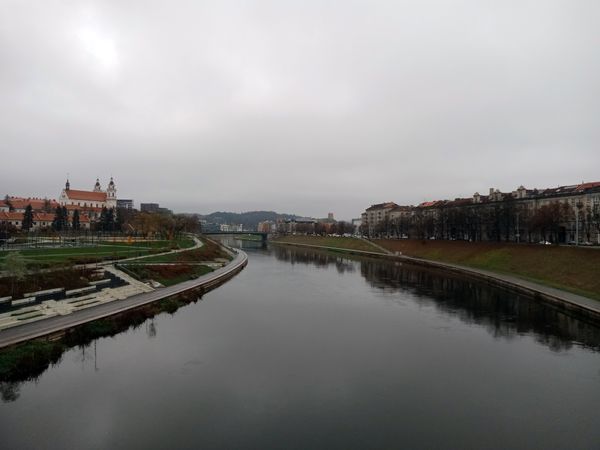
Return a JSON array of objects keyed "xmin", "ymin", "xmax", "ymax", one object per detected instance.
[
  {"xmin": 366, "ymin": 202, "xmax": 399, "ymax": 211},
  {"xmin": 33, "ymin": 213, "xmax": 55, "ymax": 222},
  {"xmin": 575, "ymin": 181, "xmax": 600, "ymax": 192},
  {"xmin": 418, "ymin": 200, "xmax": 444, "ymax": 208},
  {"xmin": 63, "ymin": 204, "xmax": 102, "ymax": 212},
  {"xmin": 7, "ymin": 197, "xmax": 59, "ymax": 211},
  {"xmin": 0, "ymin": 212, "xmax": 24, "ymax": 221},
  {"xmin": 64, "ymin": 190, "xmax": 107, "ymax": 202}
]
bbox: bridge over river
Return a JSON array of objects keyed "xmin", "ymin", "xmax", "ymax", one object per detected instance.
[{"xmin": 203, "ymin": 231, "xmax": 270, "ymax": 243}]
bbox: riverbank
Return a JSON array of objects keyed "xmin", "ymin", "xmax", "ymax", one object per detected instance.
[
  {"xmin": 271, "ymin": 235, "xmax": 384, "ymax": 253},
  {"xmin": 0, "ymin": 290, "xmax": 201, "ymax": 383},
  {"xmin": 272, "ymin": 236, "xmax": 600, "ymax": 321},
  {"xmin": 375, "ymin": 239, "xmax": 600, "ymax": 301},
  {"xmin": 0, "ymin": 248, "xmax": 248, "ymax": 350}
]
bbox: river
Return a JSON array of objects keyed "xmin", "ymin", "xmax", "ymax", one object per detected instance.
[{"xmin": 1, "ymin": 240, "xmax": 599, "ymax": 449}]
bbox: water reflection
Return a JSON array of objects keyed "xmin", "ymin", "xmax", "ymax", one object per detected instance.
[
  {"xmin": 0, "ymin": 291, "xmax": 201, "ymax": 402},
  {"xmin": 270, "ymin": 244, "xmax": 600, "ymax": 353}
]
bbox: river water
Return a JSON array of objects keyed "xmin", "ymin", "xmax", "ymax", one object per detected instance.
[{"xmin": 1, "ymin": 240, "xmax": 599, "ymax": 449}]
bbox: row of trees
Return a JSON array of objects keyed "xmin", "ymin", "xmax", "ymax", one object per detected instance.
[
  {"xmin": 3, "ymin": 205, "xmax": 202, "ymax": 237},
  {"xmin": 277, "ymin": 220, "xmax": 355, "ymax": 236},
  {"xmin": 364, "ymin": 199, "xmax": 600, "ymax": 244}
]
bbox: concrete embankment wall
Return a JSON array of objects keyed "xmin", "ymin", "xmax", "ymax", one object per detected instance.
[
  {"xmin": 0, "ymin": 249, "xmax": 248, "ymax": 349},
  {"xmin": 272, "ymin": 241, "xmax": 600, "ymax": 323}
]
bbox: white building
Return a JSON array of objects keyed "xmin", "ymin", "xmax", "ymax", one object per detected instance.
[{"xmin": 59, "ymin": 178, "xmax": 117, "ymax": 220}]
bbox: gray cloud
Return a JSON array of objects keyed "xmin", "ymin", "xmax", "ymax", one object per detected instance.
[{"xmin": 1, "ymin": 0, "xmax": 599, "ymax": 219}]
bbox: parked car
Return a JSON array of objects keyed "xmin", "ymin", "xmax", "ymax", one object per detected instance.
[{"xmin": 539, "ymin": 240, "xmax": 552, "ymax": 245}]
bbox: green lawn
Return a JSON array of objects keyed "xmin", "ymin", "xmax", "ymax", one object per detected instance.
[
  {"xmin": 0, "ymin": 238, "xmax": 195, "ymax": 268},
  {"xmin": 122, "ymin": 264, "xmax": 213, "ymax": 287},
  {"xmin": 132, "ymin": 238, "xmax": 229, "ymax": 264}
]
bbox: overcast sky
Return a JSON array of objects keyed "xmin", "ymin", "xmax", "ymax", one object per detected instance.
[{"xmin": 1, "ymin": 1, "xmax": 599, "ymax": 219}]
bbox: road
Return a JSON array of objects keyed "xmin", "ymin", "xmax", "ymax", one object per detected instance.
[{"xmin": 0, "ymin": 249, "xmax": 248, "ymax": 349}]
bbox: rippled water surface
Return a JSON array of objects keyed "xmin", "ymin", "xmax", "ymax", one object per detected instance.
[{"xmin": 1, "ymin": 241, "xmax": 599, "ymax": 449}]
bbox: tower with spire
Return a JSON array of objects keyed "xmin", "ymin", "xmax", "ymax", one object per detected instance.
[
  {"xmin": 59, "ymin": 177, "xmax": 118, "ymax": 221},
  {"xmin": 106, "ymin": 177, "xmax": 117, "ymax": 209}
]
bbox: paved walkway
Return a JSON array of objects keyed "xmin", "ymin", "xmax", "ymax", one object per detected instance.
[
  {"xmin": 0, "ymin": 249, "xmax": 248, "ymax": 349},
  {"xmin": 273, "ymin": 241, "xmax": 600, "ymax": 320},
  {"xmin": 108, "ymin": 235, "xmax": 203, "ymax": 264},
  {"xmin": 0, "ymin": 236, "xmax": 204, "ymax": 277}
]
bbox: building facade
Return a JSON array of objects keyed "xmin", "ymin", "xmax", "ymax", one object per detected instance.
[
  {"xmin": 361, "ymin": 182, "xmax": 600, "ymax": 244},
  {"xmin": 0, "ymin": 211, "xmax": 90, "ymax": 231},
  {"xmin": 59, "ymin": 178, "xmax": 117, "ymax": 220},
  {"xmin": 140, "ymin": 203, "xmax": 160, "ymax": 213},
  {"xmin": 361, "ymin": 202, "xmax": 399, "ymax": 236},
  {"xmin": 117, "ymin": 199, "xmax": 134, "ymax": 210}
]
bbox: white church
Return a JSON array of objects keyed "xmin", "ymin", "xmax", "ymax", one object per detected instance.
[{"xmin": 59, "ymin": 178, "xmax": 117, "ymax": 220}]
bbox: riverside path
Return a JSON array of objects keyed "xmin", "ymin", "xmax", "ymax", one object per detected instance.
[{"xmin": 0, "ymin": 249, "xmax": 248, "ymax": 349}]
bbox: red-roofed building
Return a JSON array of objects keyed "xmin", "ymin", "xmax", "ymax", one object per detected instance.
[
  {"xmin": 59, "ymin": 178, "xmax": 117, "ymax": 220},
  {"xmin": 4, "ymin": 197, "xmax": 59, "ymax": 213},
  {"xmin": 0, "ymin": 211, "xmax": 91, "ymax": 231},
  {"xmin": 361, "ymin": 202, "xmax": 400, "ymax": 236},
  {"xmin": 360, "ymin": 181, "xmax": 600, "ymax": 243}
]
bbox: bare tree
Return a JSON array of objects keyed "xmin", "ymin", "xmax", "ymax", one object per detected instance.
[
  {"xmin": 5, "ymin": 251, "xmax": 27, "ymax": 296},
  {"xmin": 590, "ymin": 202, "xmax": 600, "ymax": 244}
]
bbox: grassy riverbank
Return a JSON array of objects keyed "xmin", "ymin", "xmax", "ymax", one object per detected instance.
[
  {"xmin": 118, "ymin": 238, "xmax": 230, "ymax": 286},
  {"xmin": 376, "ymin": 239, "xmax": 600, "ymax": 301},
  {"xmin": 272, "ymin": 235, "xmax": 383, "ymax": 253},
  {"xmin": 121, "ymin": 264, "xmax": 213, "ymax": 287},
  {"xmin": 131, "ymin": 238, "xmax": 231, "ymax": 263},
  {"xmin": 272, "ymin": 235, "xmax": 600, "ymax": 301}
]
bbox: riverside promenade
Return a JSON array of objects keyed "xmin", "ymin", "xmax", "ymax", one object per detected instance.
[
  {"xmin": 273, "ymin": 240, "xmax": 600, "ymax": 321},
  {"xmin": 0, "ymin": 249, "xmax": 248, "ymax": 349}
]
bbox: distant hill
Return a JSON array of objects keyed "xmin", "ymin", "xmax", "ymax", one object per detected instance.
[{"xmin": 201, "ymin": 210, "xmax": 299, "ymax": 230}]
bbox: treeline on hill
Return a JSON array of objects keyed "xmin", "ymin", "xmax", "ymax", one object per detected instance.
[{"xmin": 201, "ymin": 211, "xmax": 299, "ymax": 230}]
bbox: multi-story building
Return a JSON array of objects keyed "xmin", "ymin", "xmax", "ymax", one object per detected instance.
[
  {"xmin": 220, "ymin": 223, "xmax": 243, "ymax": 232},
  {"xmin": 361, "ymin": 181, "xmax": 600, "ymax": 244},
  {"xmin": 2, "ymin": 197, "xmax": 59, "ymax": 213},
  {"xmin": 278, "ymin": 217, "xmax": 317, "ymax": 234},
  {"xmin": 0, "ymin": 211, "xmax": 90, "ymax": 231},
  {"xmin": 117, "ymin": 199, "xmax": 134, "ymax": 210},
  {"xmin": 140, "ymin": 203, "xmax": 160, "ymax": 213},
  {"xmin": 361, "ymin": 202, "xmax": 399, "ymax": 236},
  {"xmin": 257, "ymin": 221, "xmax": 277, "ymax": 233}
]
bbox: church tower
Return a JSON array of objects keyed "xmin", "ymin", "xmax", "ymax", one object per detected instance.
[
  {"xmin": 65, "ymin": 179, "xmax": 70, "ymax": 191},
  {"xmin": 93, "ymin": 178, "xmax": 102, "ymax": 192},
  {"xmin": 106, "ymin": 177, "xmax": 117, "ymax": 209}
]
